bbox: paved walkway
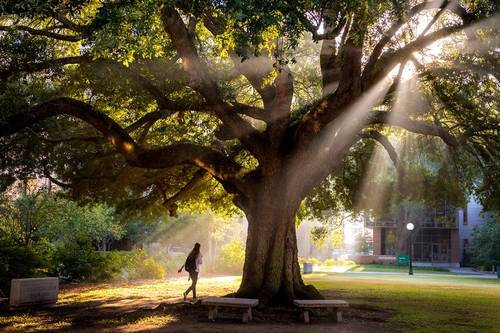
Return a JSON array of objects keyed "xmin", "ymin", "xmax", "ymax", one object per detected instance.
[
  {"xmin": 447, "ymin": 267, "xmax": 495, "ymax": 275},
  {"xmin": 343, "ymin": 270, "xmax": 498, "ymax": 279}
]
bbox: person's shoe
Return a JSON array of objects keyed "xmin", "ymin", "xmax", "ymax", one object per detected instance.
[{"xmin": 183, "ymin": 292, "xmax": 187, "ymax": 302}]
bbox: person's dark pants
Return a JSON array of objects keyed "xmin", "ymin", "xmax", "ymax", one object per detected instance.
[{"xmin": 185, "ymin": 271, "xmax": 199, "ymax": 298}]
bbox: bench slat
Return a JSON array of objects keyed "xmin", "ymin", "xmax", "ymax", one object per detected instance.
[
  {"xmin": 202, "ymin": 297, "xmax": 258, "ymax": 307},
  {"xmin": 293, "ymin": 299, "xmax": 348, "ymax": 308}
]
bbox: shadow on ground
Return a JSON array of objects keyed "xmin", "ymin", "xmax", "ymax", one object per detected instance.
[{"xmin": 0, "ymin": 296, "xmax": 396, "ymax": 333}]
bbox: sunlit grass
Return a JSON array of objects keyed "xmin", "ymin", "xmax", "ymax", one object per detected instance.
[
  {"xmin": 1, "ymin": 274, "xmax": 498, "ymax": 332},
  {"xmin": 58, "ymin": 276, "xmax": 241, "ymax": 306},
  {"xmin": 307, "ymin": 273, "xmax": 500, "ymax": 333},
  {"xmin": 0, "ymin": 314, "xmax": 71, "ymax": 332}
]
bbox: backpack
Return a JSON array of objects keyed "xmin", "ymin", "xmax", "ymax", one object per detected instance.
[{"xmin": 184, "ymin": 254, "xmax": 197, "ymax": 273}]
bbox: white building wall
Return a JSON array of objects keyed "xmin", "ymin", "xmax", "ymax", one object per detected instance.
[{"xmin": 458, "ymin": 197, "xmax": 495, "ymax": 262}]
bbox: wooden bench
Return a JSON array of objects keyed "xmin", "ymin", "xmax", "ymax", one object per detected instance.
[
  {"xmin": 293, "ymin": 299, "xmax": 349, "ymax": 323},
  {"xmin": 201, "ymin": 297, "xmax": 259, "ymax": 323}
]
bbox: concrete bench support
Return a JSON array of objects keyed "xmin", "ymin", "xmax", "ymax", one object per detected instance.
[
  {"xmin": 293, "ymin": 299, "xmax": 349, "ymax": 324},
  {"xmin": 10, "ymin": 277, "xmax": 59, "ymax": 308},
  {"xmin": 202, "ymin": 297, "xmax": 258, "ymax": 323}
]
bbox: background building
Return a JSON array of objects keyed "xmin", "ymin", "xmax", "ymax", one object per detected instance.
[
  {"xmin": 370, "ymin": 198, "xmax": 495, "ymax": 267},
  {"xmin": 458, "ymin": 197, "xmax": 496, "ymax": 265}
]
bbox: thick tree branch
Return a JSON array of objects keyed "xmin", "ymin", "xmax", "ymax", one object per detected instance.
[
  {"xmin": 361, "ymin": 130, "xmax": 404, "ymax": 176},
  {"xmin": 0, "ymin": 25, "xmax": 82, "ymax": 41},
  {"xmin": 124, "ymin": 110, "xmax": 178, "ymax": 133},
  {"xmin": 232, "ymin": 103, "xmax": 269, "ymax": 122},
  {"xmin": 0, "ymin": 98, "xmax": 247, "ymax": 187},
  {"xmin": 0, "ymin": 55, "xmax": 91, "ymax": 80},
  {"xmin": 367, "ymin": 111, "xmax": 465, "ymax": 146},
  {"xmin": 26, "ymin": 127, "xmax": 103, "ymax": 144},
  {"xmin": 294, "ymin": 15, "xmax": 366, "ymax": 149},
  {"xmin": 199, "ymin": 8, "xmax": 294, "ymax": 135},
  {"xmin": 157, "ymin": 169, "xmax": 207, "ymax": 216},
  {"xmin": 95, "ymin": 59, "xmax": 178, "ymax": 111},
  {"xmin": 199, "ymin": 9, "xmax": 277, "ymax": 108},
  {"xmin": 1, "ymin": 55, "xmax": 207, "ymax": 125},
  {"xmin": 363, "ymin": 0, "xmax": 472, "ymax": 81},
  {"xmin": 43, "ymin": 173, "xmax": 71, "ymax": 188},
  {"xmin": 160, "ymin": 5, "xmax": 265, "ymax": 156},
  {"xmin": 298, "ymin": 12, "xmax": 346, "ymax": 41},
  {"xmin": 369, "ymin": 23, "xmax": 475, "ymax": 85},
  {"xmin": 54, "ymin": 13, "xmax": 85, "ymax": 32}
]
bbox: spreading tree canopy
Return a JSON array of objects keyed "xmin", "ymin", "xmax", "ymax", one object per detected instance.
[{"xmin": 0, "ymin": 0, "xmax": 499, "ymax": 302}]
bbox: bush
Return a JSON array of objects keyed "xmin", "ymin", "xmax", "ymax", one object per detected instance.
[
  {"xmin": 130, "ymin": 257, "xmax": 166, "ymax": 279},
  {"xmin": 298, "ymin": 257, "xmax": 322, "ymax": 266},
  {"xmin": 52, "ymin": 239, "xmax": 129, "ymax": 282},
  {"xmin": 218, "ymin": 240, "xmax": 245, "ymax": 273},
  {"xmin": 162, "ymin": 255, "xmax": 185, "ymax": 275},
  {"xmin": 467, "ymin": 219, "xmax": 500, "ymax": 270},
  {"xmin": 0, "ymin": 238, "xmax": 45, "ymax": 297},
  {"xmin": 323, "ymin": 258, "xmax": 356, "ymax": 267},
  {"xmin": 322, "ymin": 258, "xmax": 336, "ymax": 266},
  {"xmin": 117, "ymin": 249, "xmax": 166, "ymax": 280},
  {"xmin": 52, "ymin": 243, "xmax": 166, "ymax": 282}
]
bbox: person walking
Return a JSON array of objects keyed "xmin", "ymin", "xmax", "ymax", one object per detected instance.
[{"xmin": 178, "ymin": 242, "xmax": 202, "ymax": 301}]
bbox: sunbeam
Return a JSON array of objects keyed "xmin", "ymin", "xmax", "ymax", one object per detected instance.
[{"xmin": 307, "ymin": 76, "xmax": 394, "ymax": 175}]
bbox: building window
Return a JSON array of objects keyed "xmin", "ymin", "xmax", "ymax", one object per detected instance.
[{"xmin": 463, "ymin": 205, "xmax": 468, "ymax": 225}]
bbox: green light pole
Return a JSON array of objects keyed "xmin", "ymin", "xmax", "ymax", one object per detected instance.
[{"xmin": 406, "ymin": 222, "xmax": 415, "ymax": 275}]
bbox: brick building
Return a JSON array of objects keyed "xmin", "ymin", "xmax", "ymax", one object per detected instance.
[{"xmin": 370, "ymin": 198, "xmax": 495, "ymax": 267}]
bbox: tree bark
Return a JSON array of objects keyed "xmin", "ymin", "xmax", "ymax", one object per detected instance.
[{"xmin": 236, "ymin": 172, "xmax": 322, "ymax": 304}]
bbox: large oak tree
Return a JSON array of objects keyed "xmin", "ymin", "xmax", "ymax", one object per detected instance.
[{"xmin": 0, "ymin": 0, "xmax": 499, "ymax": 302}]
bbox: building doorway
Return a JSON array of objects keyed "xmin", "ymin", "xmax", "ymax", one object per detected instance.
[
  {"xmin": 414, "ymin": 229, "xmax": 451, "ymax": 263},
  {"xmin": 432, "ymin": 243, "xmax": 449, "ymax": 262}
]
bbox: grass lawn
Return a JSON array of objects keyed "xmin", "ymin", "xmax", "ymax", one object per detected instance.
[
  {"xmin": 0, "ymin": 273, "xmax": 499, "ymax": 332},
  {"xmin": 347, "ymin": 264, "xmax": 453, "ymax": 274},
  {"xmin": 309, "ymin": 272, "xmax": 500, "ymax": 333}
]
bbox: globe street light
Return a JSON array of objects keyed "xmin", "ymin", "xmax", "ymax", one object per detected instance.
[{"xmin": 406, "ymin": 223, "xmax": 415, "ymax": 275}]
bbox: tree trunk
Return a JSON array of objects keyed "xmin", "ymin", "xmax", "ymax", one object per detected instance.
[{"xmin": 236, "ymin": 173, "xmax": 322, "ymax": 304}]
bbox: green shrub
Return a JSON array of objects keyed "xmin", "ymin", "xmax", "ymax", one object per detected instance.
[
  {"xmin": 162, "ymin": 255, "xmax": 185, "ymax": 275},
  {"xmin": 298, "ymin": 257, "xmax": 322, "ymax": 266},
  {"xmin": 322, "ymin": 258, "xmax": 336, "ymax": 266},
  {"xmin": 130, "ymin": 257, "xmax": 166, "ymax": 279},
  {"xmin": 323, "ymin": 258, "xmax": 356, "ymax": 267},
  {"xmin": 218, "ymin": 240, "xmax": 245, "ymax": 273},
  {"xmin": 468, "ymin": 219, "xmax": 500, "ymax": 270},
  {"xmin": 52, "ymin": 239, "xmax": 130, "ymax": 282},
  {"xmin": 0, "ymin": 238, "xmax": 45, "ymax": 297}
]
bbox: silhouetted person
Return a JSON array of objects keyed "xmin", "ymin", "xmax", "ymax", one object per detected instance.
[{"xmin": 178, "ymin": 242, "xmax": 202, "ymax": 301}]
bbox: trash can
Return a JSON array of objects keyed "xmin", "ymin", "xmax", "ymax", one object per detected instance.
[
  {"xmin": 303, "ymin": 262, "xmax": 313, "ymax": 274},
  {"xmin": 496, "ymin": 265, "xmax": 500, "ymax": 279}
]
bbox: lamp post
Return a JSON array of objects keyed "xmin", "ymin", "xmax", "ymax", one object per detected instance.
[{"xmin": 406, "ymin": 222, "xmax": 415, "ymax": 275}]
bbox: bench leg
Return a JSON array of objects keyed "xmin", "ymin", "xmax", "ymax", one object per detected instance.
[
  {"xmin": 208, "ymin": 306, "xmax": 218, "ymax": 321},
  {"xmin": 334, "ymin": 308, "xmax": 342, "ymax": 323},
  {"xmin": 242, "ymin": 308, "xmax": 250, "ymax": 323},
  {"xmin": 302, "ymin": 309, "xmax": 310, "ymax": 324}
]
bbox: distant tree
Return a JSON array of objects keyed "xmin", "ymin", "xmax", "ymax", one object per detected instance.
[
  {"xmin": 467, "ymin": 218, "xmax": 500, "ymax": 270},
  {"xmin": 354, "ymin": 233, "xmax": 372, "ymax": 254},
  {"xmin": 38, "ymin": 198, "xmax": 125, "ymax": 250},
  {"xmin": 0, "ymin": 193, "xmax": 124, "ymax": 250},
  {"xmin": 0, "ymin": 0, "xmax": 498, "ymax": 302}
]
